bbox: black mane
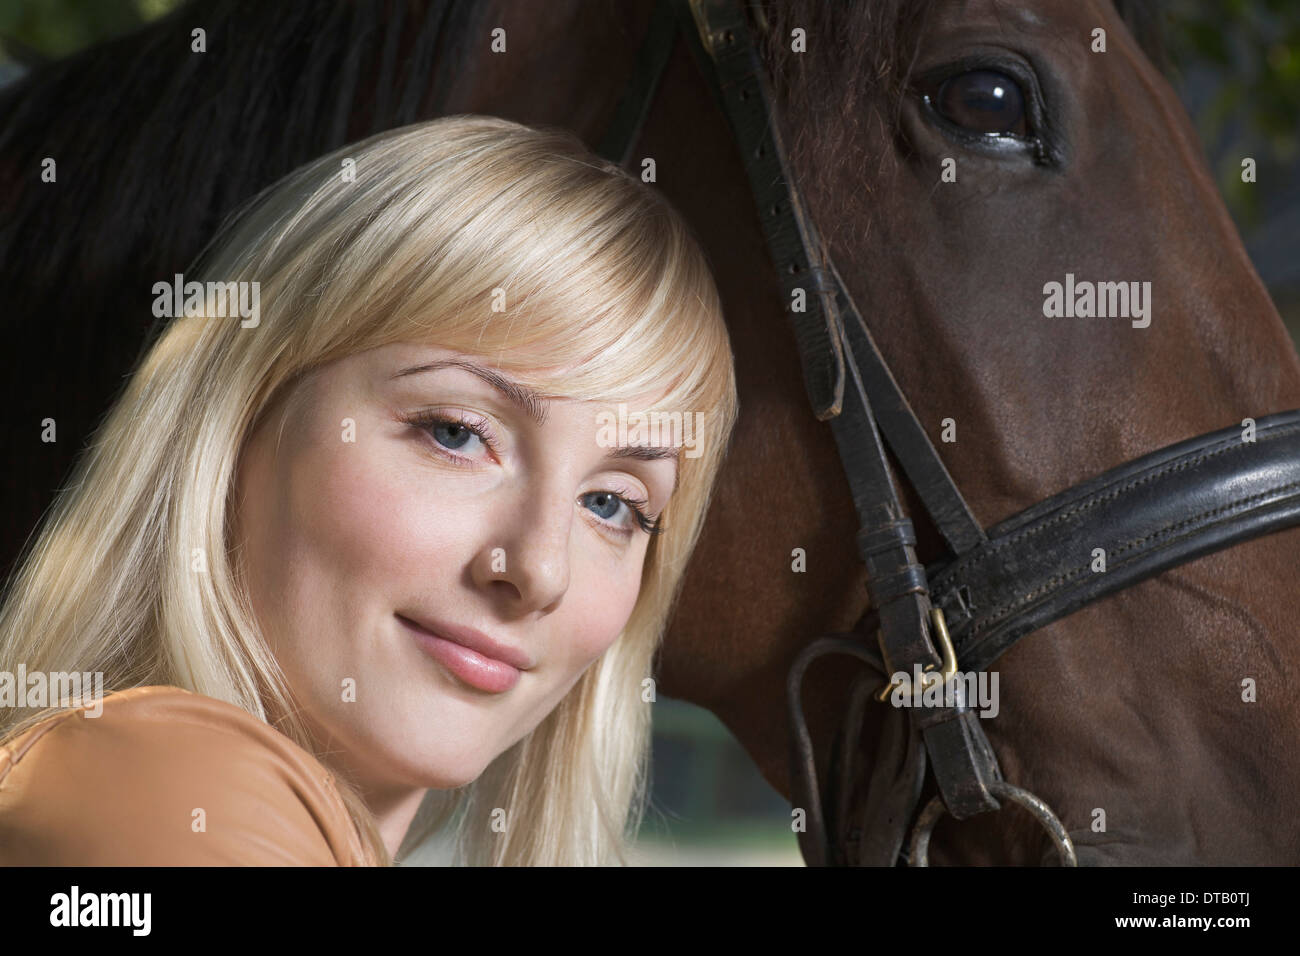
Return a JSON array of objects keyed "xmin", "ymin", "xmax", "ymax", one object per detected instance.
[{"xmin": 0, "ymin": 0, "xmax": 488, "ymax": 582}]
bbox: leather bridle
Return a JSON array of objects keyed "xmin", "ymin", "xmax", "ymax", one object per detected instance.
[{"xmin": 599, "ymin": 0, "xmax": 1300, "ymax": 866}]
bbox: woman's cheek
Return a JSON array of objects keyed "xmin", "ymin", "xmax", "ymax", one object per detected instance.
[
  {"xmin": 305, "ymin": 450, "xmax": 392, "ymax": 568},
  {"xmin": 307, "ymin": 427, "xmax": 449, "ymax": 573},
  {"xmin": 566, "ymin": 557, "xmax": 643, "ymax": 667}
]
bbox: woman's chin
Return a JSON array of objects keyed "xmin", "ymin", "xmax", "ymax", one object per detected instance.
[
  {"xmin": 377, "ymin": 746, "xmax": 489, "ymax": 791},
  {"xmin": 418, "ymin": 766, "xmax": 485, "ymax": 790}
]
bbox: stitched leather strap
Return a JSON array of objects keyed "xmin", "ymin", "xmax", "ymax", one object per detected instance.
[
  {"xmin": 675, "ymin": 0, "xmax": 1004, "ymax": 865},
  {"xmin": 930, "ymin": 410, "xmax": 1300, "ymax": 673},
  {"xmin": 677, "ymin": 0, "xmax": 845, "ymax": 422}
]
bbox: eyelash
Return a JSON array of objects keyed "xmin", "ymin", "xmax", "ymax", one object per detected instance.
[{"xmin": 399, "ymin": 410, "xmax": 665, "ymax": 537}]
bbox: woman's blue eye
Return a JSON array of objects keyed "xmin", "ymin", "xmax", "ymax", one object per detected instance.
[
  {"xmin": 584, "ymin": 491, "xmax": 623, "ymax": 521},
  {"xmin": 432, "ymin": 421, "xmax": 481, "ymax": 452}
]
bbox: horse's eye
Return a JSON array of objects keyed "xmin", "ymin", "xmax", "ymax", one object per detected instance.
[{"xmin": 935, "ymin": 70, "xmax": 1028, "ymax": 136}]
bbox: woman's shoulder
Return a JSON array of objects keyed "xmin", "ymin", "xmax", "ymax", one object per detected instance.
[{"xmin": 0, "ymin": 684, "xmax": 372, "ymax": 866}]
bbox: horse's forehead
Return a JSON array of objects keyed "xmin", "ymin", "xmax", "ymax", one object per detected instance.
[{"xmin": 928, "ymin": 0, "xmax": 1113, "ymax": 33}]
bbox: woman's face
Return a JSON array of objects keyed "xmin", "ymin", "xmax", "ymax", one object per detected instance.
[{"xmin": 230, "ymin": 341, "xmax": 678, "ymax": 798}]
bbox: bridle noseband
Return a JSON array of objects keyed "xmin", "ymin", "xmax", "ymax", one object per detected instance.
[{"xmin": 600, "ymin": 0, "xmax": 1300, "ymax": 866}]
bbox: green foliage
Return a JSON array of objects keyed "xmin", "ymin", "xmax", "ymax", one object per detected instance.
[
  {"xmin": 0, "ymin": 0, "xmax": 179, "ymax": 63},
  {"xmin": 1165, "ymin": 0, "xmax": 1300, "ymax": 226}
]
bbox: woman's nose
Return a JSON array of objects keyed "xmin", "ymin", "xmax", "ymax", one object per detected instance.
[{"xmin": 472, "ymin": 489, "xmax": 573, "ymax": 614}]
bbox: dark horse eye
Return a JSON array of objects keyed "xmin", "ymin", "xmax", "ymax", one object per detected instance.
[{"xmin": 935, "ymin": 70, "xmax": 1028, "ymax": 136}]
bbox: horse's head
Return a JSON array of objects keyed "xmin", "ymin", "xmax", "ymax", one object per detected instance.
[
  {"xmin": 661, "ymin": 0, "xmax": 1300, "ymax": 864},
  {"xmin": 764, "ymin": 0, "xmax": 1297, "ymax": 503}
]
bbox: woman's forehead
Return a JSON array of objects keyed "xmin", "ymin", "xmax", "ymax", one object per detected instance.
[{"xmin": 371, "ymin": 341, "xmax": 683, "ymax": 408}]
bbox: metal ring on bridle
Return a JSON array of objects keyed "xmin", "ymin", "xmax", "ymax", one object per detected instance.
[{"xmin": 908, "ymin": 781, "xmax": 1078, "ymax": 866}]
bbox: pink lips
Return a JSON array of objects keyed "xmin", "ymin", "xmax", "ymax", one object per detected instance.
[{"xmin": 398, "ymin": 614, "xmax": 529, "ymax": 693}]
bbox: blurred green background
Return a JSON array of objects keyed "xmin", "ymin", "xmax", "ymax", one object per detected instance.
[{"xmin": 2, "ymin": 1, "xmax": 1297, "ymax": 865}]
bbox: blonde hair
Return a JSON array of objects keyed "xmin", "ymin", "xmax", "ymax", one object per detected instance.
[{"xmin": 0, "ymin": 115, "xmax": 738, "ymax": 866}]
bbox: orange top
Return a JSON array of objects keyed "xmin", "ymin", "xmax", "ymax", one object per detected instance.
[{"xmin": 0, "ymin": 684, "xmax": 378, "ymax": 866}]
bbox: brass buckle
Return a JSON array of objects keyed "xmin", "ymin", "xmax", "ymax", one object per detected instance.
[{"xmin": 874, "ymin": 607, "xmax": 958, "ymax": 702}]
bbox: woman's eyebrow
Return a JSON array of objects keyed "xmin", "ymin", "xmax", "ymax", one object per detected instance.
[
  {"xmin": 391, "ymin": 359, "xmax": 548, "ymax": 426},
  {"xmin": 604, "ymin": 445, "xmax": 678, "ymax": 463}
]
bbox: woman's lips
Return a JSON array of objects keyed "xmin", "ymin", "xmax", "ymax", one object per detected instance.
[{"xmin": 398, "ymin": 614, "xmax": 522, "ymax": 693}]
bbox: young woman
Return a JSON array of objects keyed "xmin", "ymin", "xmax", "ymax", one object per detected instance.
[{"xmin": 0, "ymin": 115, "xmax": 737, "ymax": 866}]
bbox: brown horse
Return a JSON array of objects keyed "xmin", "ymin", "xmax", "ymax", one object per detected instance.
[
  {"xmin": 2, "ymin": 0, "xmax": 1297, "ymax": 864},
  {"xmin": 643, "ymin": 0, "xmax": 1300, "ymax": 864}
]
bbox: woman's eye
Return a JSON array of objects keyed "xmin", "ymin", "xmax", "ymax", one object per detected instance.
[
  {"xmin": 580, "ymin": 490, "xmax": 656, "ymax": 535},
  {"xmin": 934, "ymin": 69, "xmax": 1028, "ymax": 136},
  {"xmin": 401, "ymin": 411, "xmax": 498, "ymax": 463},
  {"xmin": 431, "ymin": 420, "xmax": 483, "ymax": 453},
  {"xmin": 583, "ymin": 491, "xmax": 625, "ymax": 522}
]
